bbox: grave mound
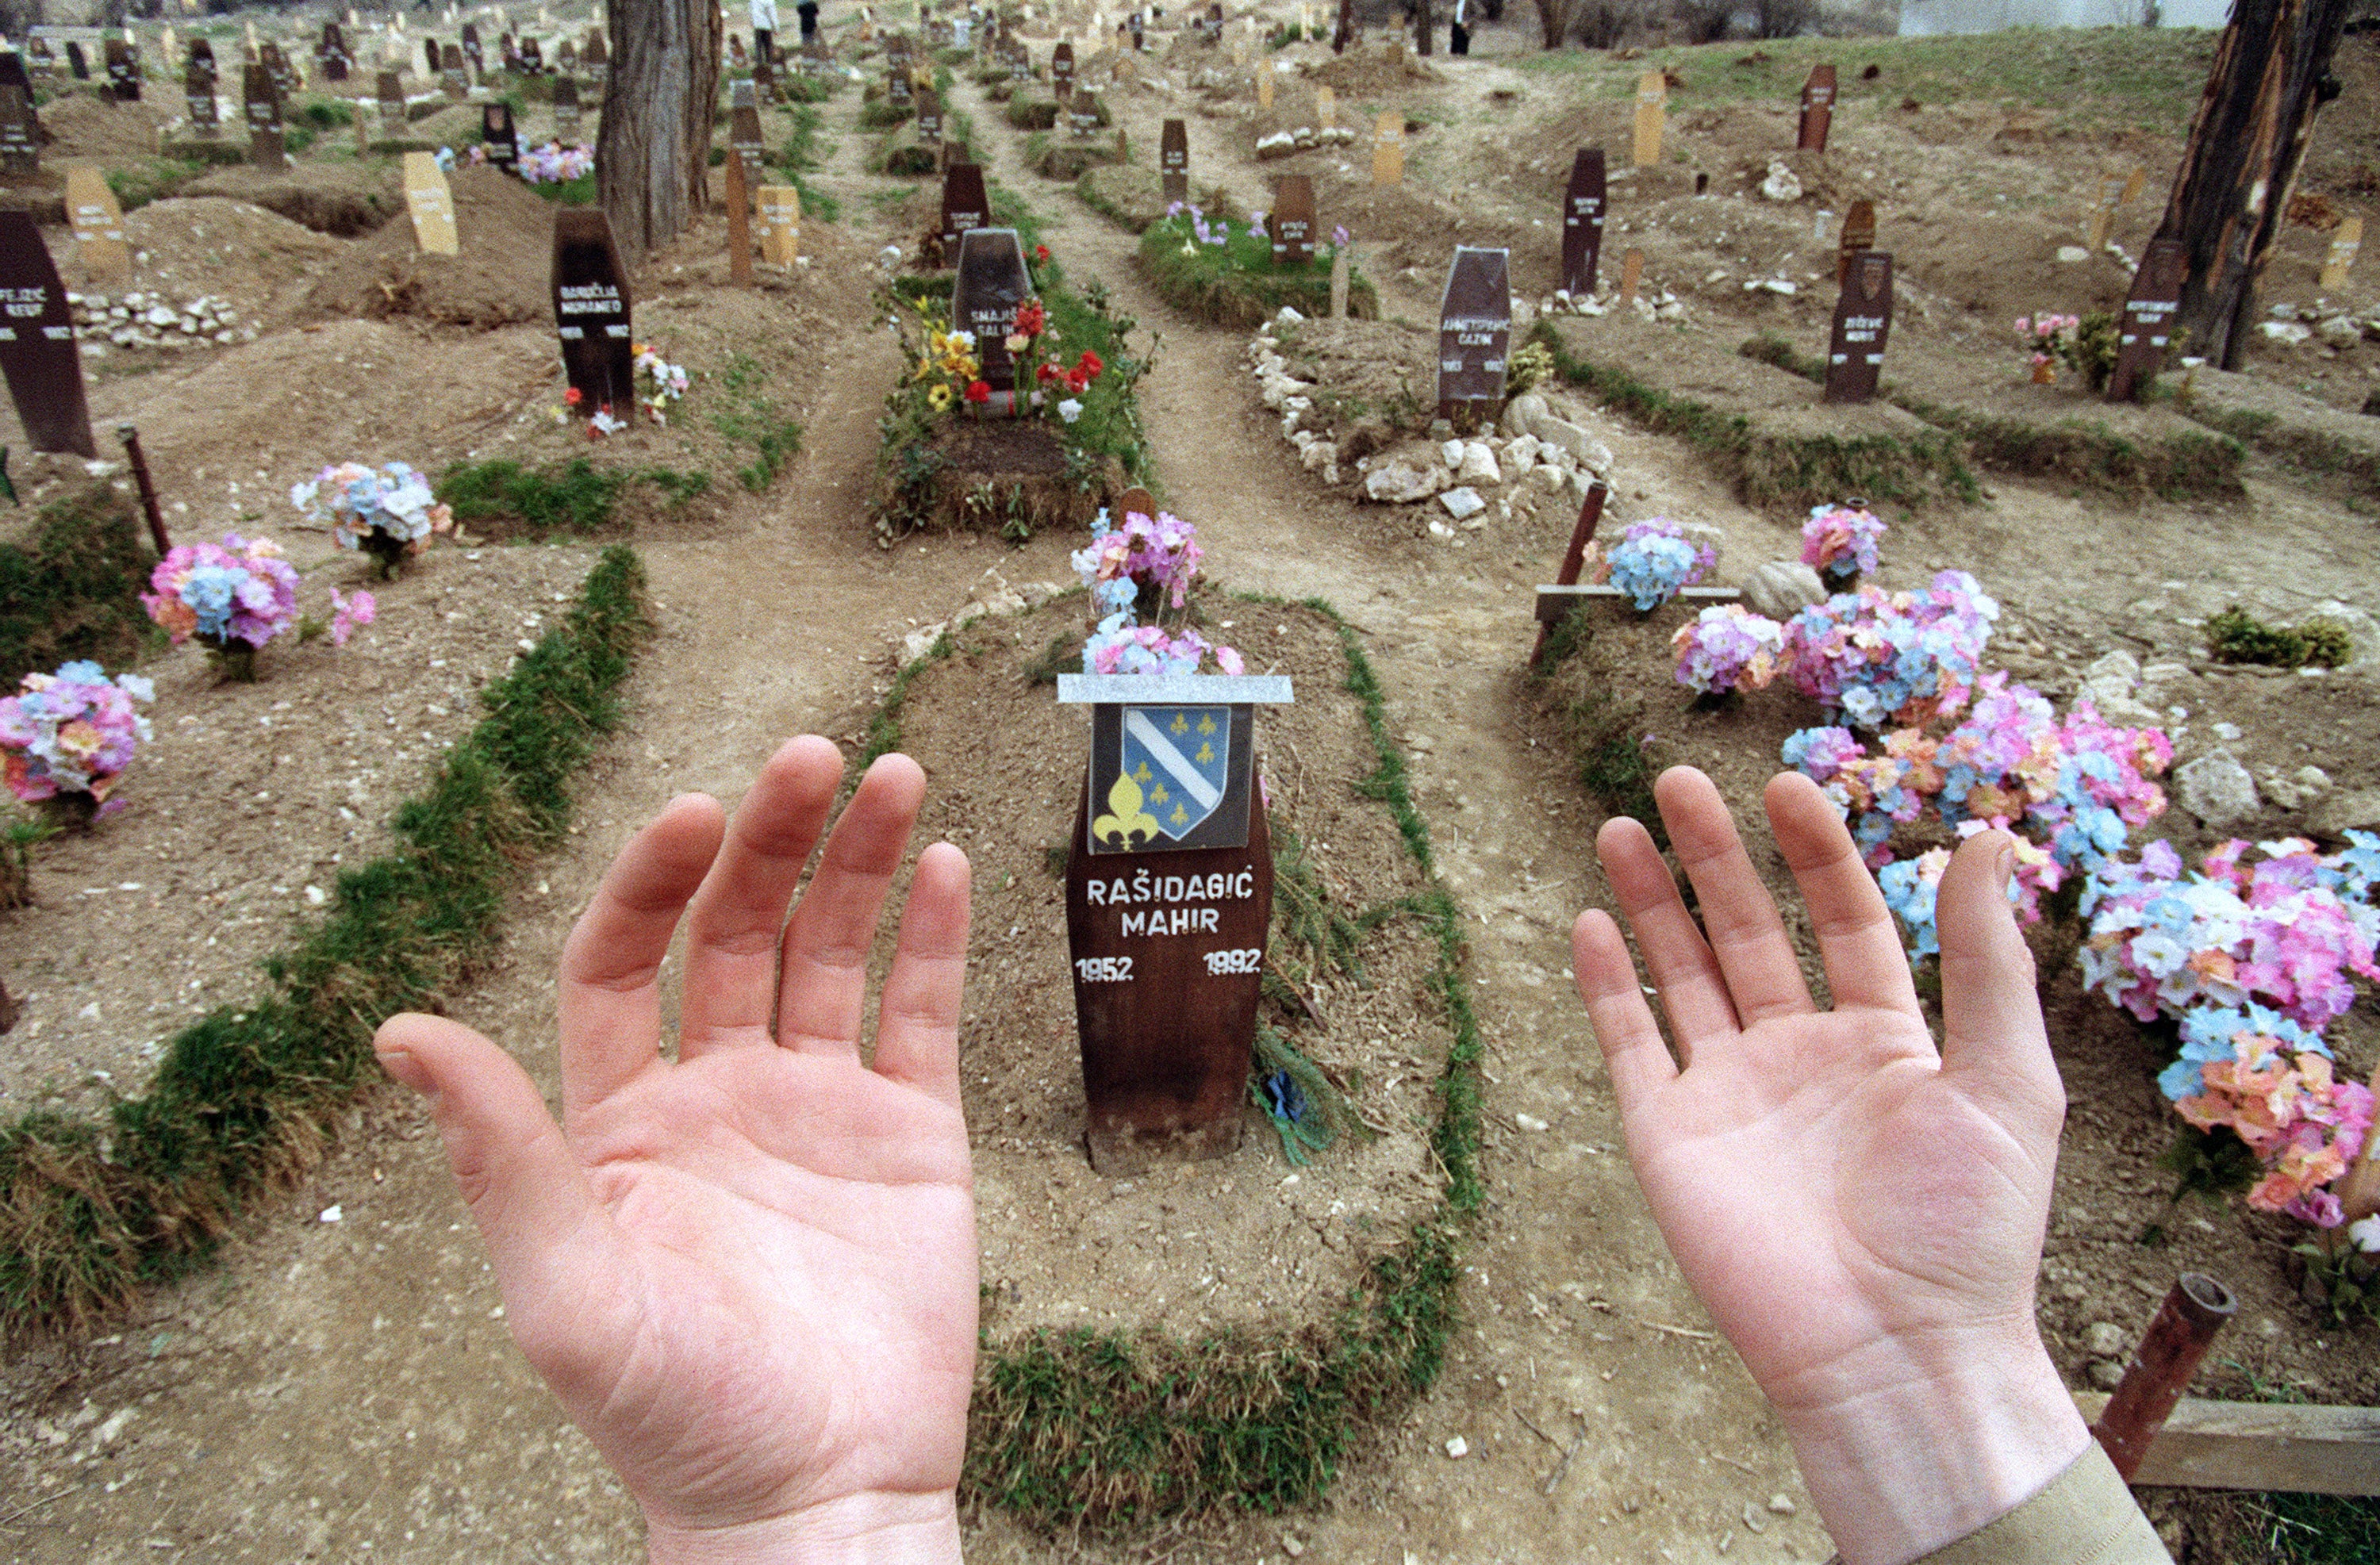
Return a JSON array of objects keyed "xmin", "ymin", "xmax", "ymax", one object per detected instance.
[
  {"xmin": 64, "ymin": 198, "xmax": 342, "ymax": 326},
  {"xmin": 304, "ymin": 165, "xmax": 557, "ymax": 328},
  {"xmin": 185, "ymin": 162, "xmax": 403, "ymax": 236},
  {"xmin": 883, "ymin": 416, "xmax": 1123, "ymax": 534},
  {"xmin": 1265, "ymin": 316, "xmax": 1438, "ymax": 463},
  {"xmin": 32, "ymin": 92, "xmax": 166, "ymax": 160},
  {"xmin": 1311, "ymin": 174, "xmax": 1547, "ymax": 281},
  {"xmin": 1075, "ymin": 162, "xmax": 1202, "ymax": 232},
  {"xmin": 1302, "ymin": 40, "xmax": 1439, "ymax": 94}
]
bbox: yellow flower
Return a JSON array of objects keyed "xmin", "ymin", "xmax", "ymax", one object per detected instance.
[{"xmin": 927, "ymin": 383, "xmax": 953, "ymax": 411}]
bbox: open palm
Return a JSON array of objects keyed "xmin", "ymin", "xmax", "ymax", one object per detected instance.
[
  {"xmin": 377, "ymin": 740, "xmax": 975, "ymax": 1561},
  {"xmin": 1572, "ymin": 768, "xmax": 2090, "ymax": 1565}
]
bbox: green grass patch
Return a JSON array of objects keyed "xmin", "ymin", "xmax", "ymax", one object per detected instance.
[
  {"xmin": 2205, "ymin": 605, "xmax": 2354, "ymax": 669},
  {"xmin": 711, "ymin": 351, "xmax": 807, "ymax": 492},
  {"xmin": 1534, "ymin": 322, "xmax": 1977, "ymax": 513},
  {"xmin": 778, "ymin": 71, "xmax": 846, "ymax": 104},
  {"xmin": 957, "ymin": 593, "xmax": 1482, "ymax": 1530},
  {"xmin": 436, "ymin": 458, "xmax": 711, "ymax": 537},
  {"xmin": 0, "ymin": 547, "xmax": 652, "ymax": 1333},
  {"xmin": 0, "ymin": 483, "xmax": 158, "ymax": 681},
  {"xmin": 860, "ymin": 94, "xmax": 916, "ymax": 128},
  {"xmin": 106, "ymin": 157, "xmax": 205, "ymax": 210},
  {"xmin": 1137, "ymin": 209, "xmax": 1376, "ymax": 329}
]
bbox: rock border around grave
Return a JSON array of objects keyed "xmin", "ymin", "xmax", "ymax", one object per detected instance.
[
  {"xmin": 861, "ymin": 593, "xmax": 1483, "ymax": 1532},
  {"xmin": 1531, "ymin": 317, "xmax": 1979, "ymax": 516}
]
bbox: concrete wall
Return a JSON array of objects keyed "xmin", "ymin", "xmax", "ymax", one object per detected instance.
[{"xmin": 1900, "ymin": 0, "xmax": 2231, "ymax": 32}]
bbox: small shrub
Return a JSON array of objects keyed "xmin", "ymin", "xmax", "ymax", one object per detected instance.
[
  {"xmin": 2058, "ymin": 310, "xmax": 2124, "ymax": 393},
  {"xmin": 0, "ymin": 485, "xmax": 156, "ymax": 679},
  {"xmin": 2205, "ymin": 605, "xmax": 2352, "ymax": 668}
]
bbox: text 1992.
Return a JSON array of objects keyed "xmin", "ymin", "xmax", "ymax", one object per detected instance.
[{"xmin": 1202, "ymin": 948, "xmax": 1263, "ymax": 976}]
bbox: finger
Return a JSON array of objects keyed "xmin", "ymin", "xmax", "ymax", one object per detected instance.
[
  {"xmin": 776, "ymin": 752, "xmax": 930, "ymax": 1058},
  {"xmin": 556, "ymin": 793, "xmax": 726, "ymax": 1114},
  {"xmin": 1936, "ymin": 830, "xmax": 2062, "ymax": 1127},
  {"xmin": 1572, "ymin": 908, "xmax": 1679, "ymax": 1110},
  {"xmin": 678, "ymin": 736, "xmax": 845, "ymax": 1056},
  {"xmin": 869, "ymin": 841, "xmax": 973, "ymax": 1106},
  {"xmin": 376, "ymin": 1012, "xmax": 608, "ymax": 1309},
  {"xmin": 1658, "ymin": 767, "xmax": 1815, "ymax": 1026},
  {"xmin": 1765, "ymin": 772, "xmax": 1925, "ymax": 1022},
  {"xmin": 1596, "ymin": 811, "xmax": 1740, "ymax": 1051}
]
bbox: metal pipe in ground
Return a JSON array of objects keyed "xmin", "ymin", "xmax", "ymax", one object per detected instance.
[
  {"xmin": 115, "ymin": 424, "xmax": 171, "ymax": 555},
  {"xmin": 2090, "ymin": 1272, "xmax": 2237, "ymax": 1482},
  {"xmin": 1529, "ymin": 480, "xmax": 1608, "ymax": 669}
]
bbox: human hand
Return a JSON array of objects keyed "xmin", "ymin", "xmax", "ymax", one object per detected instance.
[
  {"xmin": 375, "ymin": 738, "xmax": 974, "ymax": 1563},
  {"xmin": 1571, "ymin": 767, "xmax": 2086, "ymax": 1565}
]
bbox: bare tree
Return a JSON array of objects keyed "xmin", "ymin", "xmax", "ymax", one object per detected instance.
[
  {"xmin": 1538, "ymin": 0, "xmax": 1643, "ymax": 47},
  {"xmin": 2157, "ymin": 0, "xmax": 2354, "ymax": 369},
  {"xmin": 597, "ymin": 0, "xmax": 722, "ymax": 260}
]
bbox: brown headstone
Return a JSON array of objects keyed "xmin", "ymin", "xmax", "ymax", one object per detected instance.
[
  {"xmin": 482, "ymin": 102, "xmax": 520, "ymax": 171},
  {"xmin": 1560, "ymin": 146, "xmax": 1605, "ymax": 297},
  {"xmin": 1836, "ymin": 198, "xmax": 1875, "ymax": 286},
  {"xmin": 939, "ymin": 161, "xmax": 989, "ymax": 261},
  {"xmin": 1160, "ymin": 117, "xmax": 1188, "ymax": 205},
  {"xmin": 1797, "ymin": 63, "xmax": 1835, "ymax": 152},
  {"xmin": 1065, "ymin": 701, "xmax": 1275, "ymax": 1175},
  {"xmin": 585, "ymin": 32, "xmax": 608, "ymax": 86},
  {"xmin": 559, "ymin": 39, "xmax": 579, "ymax": 71},
  {"xmin": 888, "ymin": 61, "xmax": 912, "ymax": 103},
  {"xmin": 0, "ymin": 79, "xmax": 37, "ymax": 178},
  {"xmin": 916, "ymin": 86, "xmax": 944, "ymax": 142},
  {"xmin": 954, "ymin": 227, "xmax": 1032, "ymax": 390},
  {"xmin": 244, "ymin": 63, "xmax": 285, "ymax": 166},
  {"xmin": 2107, "ymin": 238, "xmax": 2186, "ymax": 404},
  {"xmin": 522, "ymin": 36, "xmax": 546, "ymax": 73},
  {"xmin": 1271, "ymin": 174, "xmax": 1315, "ymax": 267},
  {"xmin": 0, "ymin": 210, "xmax": 98, "ymax": 458},
  {"xmin": 104, "ymin": 38, "xmax": 141, "ymax": 102},
  {"xmin": 1052, "ymin": 40, "xmax": 1075, "ymax": 101},
  {"xmin": 1824, "ymin": 250, "xmax": 1893, "ymax": 405},
  {"xmin": 442, "ymin": 44, "xmax": 468, "ymax": 99},
  {"xmin": 320, "ymin": 21, "xmax": 351, "ymax": 82},
  {"xmin": 1437, "ymin": 245, "xmax": 1511, "ymax": 412},
  {"xmin": 65, "ymin": 41, "xmax": 88, "ymax": 82},
  {"xmin": 554, "ymin": 75, "xmax": 583, "ymax": 141},
  {"xmin": 261, "ymin": 42, "xmax": 294, "ymax": 102},
  {"xmin": 730, "ymin": 95, "xmax": 767, "ymax": 194},
  {"xmin": 377, "ymin": 69, "xmax": 405, "ymax": 134},
  {"xmin": 190, "ymin": 38, "xmax": 217, "ymax": 86},
  {"xmin": 552, "ymin": 209, "xmax": 635, "ymax": 412},
  {"xmin": 460, "ymin": 22, "xmax": 484, "ymax": 78}
]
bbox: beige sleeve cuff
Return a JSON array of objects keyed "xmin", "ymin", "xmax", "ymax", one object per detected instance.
[{"xmin": 1910, "ymin": 1440, "xmax": 2172, "ymax": 1565}]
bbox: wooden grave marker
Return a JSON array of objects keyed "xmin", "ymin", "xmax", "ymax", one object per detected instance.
[
  {"xmin": 1371, "ymin": 109, "xmax": 1403, "ymax": 186},
  {"xmin": 724, "ymin": 145, "xmax": 753, "ymax": 285},
  {"xmin": 1824, "ymin": 250, "xmax": 1892, "ymax": 405},
  {"xmin": 521, "ymin": 36, "xmax": 546, "ymax": 73},
  {"xmin": 954, "ymin": 227, "xmax": 1031, "ymax": 397},
  {"xmin": 1836, "ymin": 198, "xmax": 1874, "ymax": 286},
  {"xmin": 888, "ymin": 60, "xmax": 912, "ymax": 105},
  {"xmin": 261, "ymin": 41, "xmax": 294, "ymax": 102},
  {"xmin": 403, "ymin": 150, "xmax": 459, "ymax": 254},
  {"xmin": 0, "ymin": 71, "xmax": 37, "ymax": 178},
  {"xmin": 442, "ymin": 43, "xmax": 469, "ymax": 98},
  {"xmin": 377, "ymin": 69, "xmax": 405, "ymax": 135},
  {"xmin": 1058, "ymin": 669, "xmax": 1293, "ymax": 1175},
  {"xmin": 1271, "ymin": 174, "xmax": 1315, "ymax": 266},
  {"xmin": 758, "ymin": 182, "xmax": 801, "ymax": 267},
  {"xmin": 1255, "ymin": 60, "xmax": 1273, "ymax": 109},
  {"xmin": 104, "ymin": 37, "xmax": 141, "ymax": 102},
  {"xmin": 1330, "ymin": 245, "xmax": 1351, "ymax": 317},
  {"xmin": 244, "ymin": 63, "xmax": 285, "ymax": 165},
  {"xmin": 1797, "ymin": 62, "xmax": 1834, "ymax": 152},
  {"xmin": 0, "ymin": 210, "xmax": 97, "ymax": 458},
  {"xmin": 553, "ymin": 75, "xmax": 582, "ymax": 141},
  {"xmin": 321, "ymin": 21, "xmax": 351, "ymax": 82},
  {"xmin": 754, "ymin": 44, "xmax": 775, "ymax": 102},
  {"xmin": 940, "ymin": 160, "xmax": 988, "ymax": 261},
  {"xmin": 1052, "ymin": 39, "xmax": 1075, "ymax": 101},
  {"xmin": 2322, "ymin": 216, "xmax": 2362, "ymax": 290},
  {"xmin": 1315, "ymin": 82, "xmax": 1337, "ymax": 130},
  {"xmin": 25, "ymin": 40, "xmax": 56, "ymax": 88},
  {"xmin": 461, "ymin": 21, "xmax": 484, "ymax": 79},
  {"xmin": 553, "ymin": 209, "xmax": 635, "ymax": 412},
  {"xmin": 482, "ymin": 101, "xmax": 520, "ymax": 171},
  {"xmin": 426, "ymin": 36, "xmax": 443, "ymax": 79},
  {"xmin": 2108, "ymin": 237, "xmax": 2186, "ymax": 403},
  {"xmin": 728, "ymin": 32, "xmax": 749, "ymax": 69},
  {"xmin": 559, "ymin": 39, "xmax": 578, "ymax": 73},
  {"xmin": 585, "ymin": 32, "xmax": 608, "ymax": 87},
  {"xmin": 65, "ymin": 41, "xmax": 88, "ymax": 82},
  {"xmin": 1561, "ymin": 145, "xmax": 1606, "ymax": 297},
  {"xmin": 729, "ymin": 87, "xmax": 767, "ymax": 197},
  {"xmin": 64, "ymin": 164, "xmax": 129, "ymax": 281},
  {"xmin": 1437, "ymin": 245, "xmax": 1511, "ymax": 417},
  {"xmin": 1631, "ymin": 69, "xmax": 1665, "ymax": 168},
  {"xmin": 916, "ymin": 86, "xmax": 944, "ymax": 143},
  {"xmin": 1161, "ymin": 117, "xmax": 1188, "ymax": 204},
  {"xmin": 1618, "ymin": 246, "xmax": 1643, "ymax": 305},
  {"xmin": 190, "ymin": 36, "xmax": 217, "ymax": 85}
]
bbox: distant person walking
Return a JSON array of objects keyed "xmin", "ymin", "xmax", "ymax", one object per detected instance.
[
  {"xmin": 797, "ymin": 0, "xmax": 821, "ymax": 44},
  {"xmin": 750, "ymin": 0, "xmax": 778, "ymax": 60},
  {"xmin": 1450, "ymin": 0, "xmax": 1470, "ymax": 54}
]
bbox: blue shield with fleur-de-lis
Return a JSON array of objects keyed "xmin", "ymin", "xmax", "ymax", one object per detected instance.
[{"xmin": 1119, "ymin": 705, "xmax": 1230, "ymax": 842}]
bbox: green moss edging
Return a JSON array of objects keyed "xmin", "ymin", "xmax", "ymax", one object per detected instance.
[
  {"xmin": 863, "ymin": 595, "xmax": 1481, "ymax": 1530},
  {"xmin": 1136, "ymin": 221, "xmax": 1380, "ymax": 330},
  {"xmin": 1737, "ymin": 335, "xmax": 2246, "ymax": 502},
  {"xmin": 1531, "ymin": 322, "xmax": 1977, "ymax": 513},
  {"xmin": 0, "ymin": 547, "xmax": 653, "ymax": 1333},
  {"xmin": 0, "ymin": 485, "xmax": 158, "ymax": 682}
]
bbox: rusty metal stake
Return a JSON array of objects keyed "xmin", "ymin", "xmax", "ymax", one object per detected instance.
[
  {"xmin": 1529, "ymin": 479, "xmax": 1609, "ymax": 669},
  {"xmin": 115, "ymin": 424, "xmax": 171, "ymax": 555},
  {"xmin": 2090, "ymin": 1272, "xmax": 2236, "ymax": 1481}
]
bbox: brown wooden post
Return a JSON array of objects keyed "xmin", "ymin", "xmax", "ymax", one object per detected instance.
[
  {"xmin": 724, "ymin": 144, "xmax": 753, "ymax": 286},
  {"xmin": 2109, "ymin": 239, "xmax": 2187, "ymax": 403},
  {"xmin": 1531, "ymin": 481, "xmax": 1608, "ymax": 667},
  {"xmin": 1797, "ymin": 63, "xmax": 1835, "ymax": 152},
  {"xmin": 1561, "ymin": 147, "xmax": 1606, "ymax": 297},
  {"xmin": 116, "ymin": 425, "xmax": 172, "ymax": 554},
  {"xmin": 1824, "ymin": 251, "xmax": 1892, "ymax": 405},
  {"xmin": 2092, "ymin": 1274, "xmax": 2237, "ymax": 1482}
]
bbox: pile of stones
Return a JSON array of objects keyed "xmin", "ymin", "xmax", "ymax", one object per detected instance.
[{"xmin": 67, "ymin": 291, "xmax": 257, "ymax": 356}]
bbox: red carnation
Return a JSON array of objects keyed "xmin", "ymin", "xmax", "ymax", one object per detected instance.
[
  {"xmin": 1077, "ymin": 349, "xmax": 1104, "ymax": 378},
  {"xmin": 1065, "ymin": 367, "xmax": 1089, "ymax": 394},
  {"xmin": 563, "ymin": 386, "xmax": 582, "ymax": 406},
  {"xmin": 965, "ymin": 380, "xmax": 991, "ymax": 404},
  {"xmin": 1037, "ymin": 362, "xmax": 1061, "ymax": 383},
  {"xmin": 1035, "ymin": 244, "xmax": 1051, "ymax": 263}
]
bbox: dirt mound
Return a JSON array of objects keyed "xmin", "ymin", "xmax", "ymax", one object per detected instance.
[
  {"xmin": 57, "ymin": 197, "xmax": 342, "ymax": 328},
  {"xmin": 1302, "ymin": 39, "xmax": 1441, "ymax": 94},
  {"xmin": 305, "ymin": 165, "xmax": 560, "ymax": 328},
  {"xmin": 184, "ymin": 161, "xmax": 404, "ymax": 236},
  {"xmin": 33, "ymin": 92, "xmax": 167, "ymax": 160}
]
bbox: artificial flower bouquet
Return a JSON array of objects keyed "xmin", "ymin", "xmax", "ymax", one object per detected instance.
[
  {"xmin": 518, "ymin": 140, "xmax": 594, "ymax": 186},
  {"xmin": 1671, "ymin": 602, "xmax": 1788, "ymax": 700},
  {"xmin": 0, "ymin": 662, "xmax": 155, "ymax": 826},
  {"xmin": 1070, "ymin": 507, "xmax": 1244, "ymax": 676},
  {"xmin": 1585, "ymin": 519, "xmax": 1715, "ymax": 612},
  {"xmin": 141, "ymin": 533, "xmax": 299, "ymax": 681},
  {"xmin": 2013, "ymin": 312, "xmax": 2080, "ymax": 382},
  {"xmin": 291, "ymin": 461, "xmax": 454, "ymax": 577},
  {"xmin": 1799, "ymin": 500, "xmax": 1885, "ymax": 584}
]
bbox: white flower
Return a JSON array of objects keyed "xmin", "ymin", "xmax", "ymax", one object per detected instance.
[
  {"xmin": 2354, "ymin": 1215, "xmax": 2380, "ymax": 1254},
  {"xmin": 1058, "ymin": 398, "xmax": 1083, "ymax": 424},
  {"xmin": 2129, "ymin": 932, "xmax": 2190, "ymax": 979},
  {"xmin": 950, "ymin": 329, "xmax": 976, "ymax": 351}
]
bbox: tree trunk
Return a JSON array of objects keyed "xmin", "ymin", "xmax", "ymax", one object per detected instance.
[
  {"xmin": 2158, "ymin": 0, "xmax": 2352, "ymax": 370},
  {"xmin": 1415, "ymin": 0, "xmax": 1433, "ymax": 54},
  {"xmin": 1537, "ymin": 0, "xmax": 1564, "ymax": 48},
  {"xmin": 598, "ymin": 0, "xmax": 721, "ymax": 261}
]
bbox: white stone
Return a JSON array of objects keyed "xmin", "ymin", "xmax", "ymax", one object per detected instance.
[
  {"xmin": 1760, "ymin": 160, "xmax": 1802, "ymax": 201},
  {"xmin": 1456, "ymin": 442, "xmax": 1501, "ymax": 485},
  {"xmin": 2175, "ymin": 749, "xmax": 2260, "ymax": 828},
  {"xmin": 1439, "ymin": 485, "xmax": 1485, "ymax": 520},
  {"xmin": 1364, "ymin": 459, "xmax": 1444, "ymax": 504},
  {"xmin": 2056, "ymin": 244, "xmax": 2092, "ymax": 263},
  {"xmin": 1441, "ymin": 439, "xmax": 1465, "ymax": 469},
  {"xmin": 2308, "ymin": 600, "xmax": 2380, "ymax": 667},
  {"xmin": 901, "ymin": 623, "xmax": 947, "ymax": 662},
  {"xmin": 1444, "ymin": 1436, "xmax": 1468, "ymax": 1458},
  {"xmin": 1514, "ymin": 1112, "xmax": 1549, "ymax": 1132},
  {"xmin": 1501, "ymin": 391, "xmax": 1549, "ymax": 439},
  {"xmin": 2259, "ymin": 320, "xmax": 2313, "ymax": 345},
  {"xmin": 2321, "ymin": 314, "xmax": 2363, "ymax": 347},
  {"xmin": 2311, "ymin": 788, "xmax": 2380, "ymax": 836},
  {"xmin": 1299, "ymin": 439, "xmax": 1337, "ymax": 472},
  {"xmin": 1742, "ymin": 559, "xmax": 1826, "ymax": 621},
  {"xmin": 1275, "ymin": 305, "xmax": 1305, "ymax": 324}
]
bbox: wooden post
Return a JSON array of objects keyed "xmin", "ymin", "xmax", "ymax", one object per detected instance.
[
  {"xmin": 1618, "ymin": 247, "xmax": 1643, "ymax": 305},
  {"xmin": 1531, "ymin": 481, "xmax": 1608, "ymax": 667},
  {"xmin": 2092, "ymin": 1273, "xmax": 2236, "ymax": 1483},
  {"xmin": 2321, "ymin": 215, "xmax": 2363, "ymax": 290},
  {"xmin": 1631, "ymin": 70, "xmax": 1665, "ymax": 168},
  {"xmin": 724, "ymin": 143, "xmax": 752, "ymax": 285}
]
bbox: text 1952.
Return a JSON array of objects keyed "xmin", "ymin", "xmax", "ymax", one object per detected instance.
[{"xmin": 1074, "ymin": 956, "xmax": 1133, "ymax": 984}]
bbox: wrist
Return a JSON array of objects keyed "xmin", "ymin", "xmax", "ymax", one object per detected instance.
[
  {"xmin": 1772, "ymin": 1324, "xmax": 2090, "ymax": 1565},
  {"xmin": 644, "ymin": 1489, "xmax": 964, "ymax": 1565}
]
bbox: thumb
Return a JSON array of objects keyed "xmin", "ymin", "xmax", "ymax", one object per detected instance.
[
  {"xmin": 1934, "ymin": 832, "xmax": 2063, "ymax": 1133},
  {"xmin": 376, "ymin": 1011, "xmax": 604, "ymax": 1306}
]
